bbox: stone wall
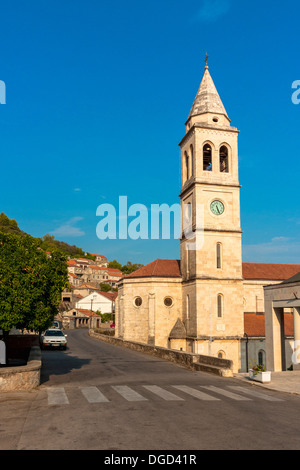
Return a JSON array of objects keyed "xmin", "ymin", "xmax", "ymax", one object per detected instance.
[
  {"xmin": 89, "ymin": 329, "xmax": 233, "ymax": 377},
  {"xmin": 0, "ymin": 345, "xmax": 41, "ymax": 392}
]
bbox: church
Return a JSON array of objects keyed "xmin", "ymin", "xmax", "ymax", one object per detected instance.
[{"xmin": 115, "ymin": 62, "xmax": 300, "ymax": 373}]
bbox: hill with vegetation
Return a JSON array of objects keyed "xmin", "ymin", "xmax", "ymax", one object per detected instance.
[
  {"xmin": 0, "ymin": 212, "xmax": 95, "ymax": 260},
  {"xmin": 0, "ymin": 213, "xmax": 144, "ymax": 273}
]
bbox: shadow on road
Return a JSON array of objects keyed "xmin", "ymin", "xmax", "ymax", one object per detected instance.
[{"xmin": 40, "ymin": 349, "xmax": 90, "ymax": 384}]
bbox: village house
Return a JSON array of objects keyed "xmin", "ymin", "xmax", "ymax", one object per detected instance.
[
  {"xmin": 75, "ymin": 290, "xmax": 117, "ymax": 315},
  {"xmin": 66, "ymin": 257, "xmax": 123, "ymax": 288}
]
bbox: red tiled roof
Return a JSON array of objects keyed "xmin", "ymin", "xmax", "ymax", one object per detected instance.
[
  {"xmin": 89, "ymin": 266, "xmax": 107, "ymax": 270},
  {"xmin": 77, "ymin": 309, "xmax": 99, "ymax": 317},
  {"xmin": 244, "ymin": 313, "xmax": 265, "ymax": 337},
  {"xmin": 244, "ymin": 312, "xmax": 294, "ymax": 337},
  {"xmin": 119, "ymin": 259, "xmax": 300, "ymax": 281},
  {"xmin": 89, "ymin": 253, "xmax": 107, "ymax": 259},
  {"xmin": 125, "ymin": 259, "xmax": 181, "ymax": 279},
  {"xmin": 284, "ymin": 313, "xmax": 294, "ymax": 336},
  {"xmin": 74, "ymin": 283, "xmax": 97, "ymax": 289},
  {"xmin": 242, "ymin": 263, "xmax": 300, "ymax": 281},
  {"xmin": 107, "ymin": 268, "xmax": 123, "ymax": 274},
  {"xmin": 89, "ymin": 265, "xmax": 122, "ymax": 275},
  {"xmin": 98, "ymin": 291, "xmax": 118, "ymax": 301}
]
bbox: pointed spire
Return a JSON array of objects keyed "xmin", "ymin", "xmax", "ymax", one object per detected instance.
[{"xmin": 187, "ymin": 59, "xmax": 229, "ymax": 121}]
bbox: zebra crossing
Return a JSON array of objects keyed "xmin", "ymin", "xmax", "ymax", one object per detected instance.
[{"xmin": 44, "ymin": 384, "xmax": 283, "ymax": 406}]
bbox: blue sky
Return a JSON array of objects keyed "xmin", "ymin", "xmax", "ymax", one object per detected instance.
[{"xmin": 0, "ymin": 0, "xmax": 299, "ymax": 265}]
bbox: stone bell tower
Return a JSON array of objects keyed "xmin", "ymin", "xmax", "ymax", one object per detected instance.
[{"xmin": 179, "ymin": 59, "xmax": 244, "ymax": 368}]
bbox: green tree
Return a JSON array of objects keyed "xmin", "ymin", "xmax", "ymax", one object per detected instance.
[
  {"xmin": 108, "ymin": 259, "xmax": 144, "ymax": 275},
  {"xmin": 0, "ymin": 232, "xmax": 69, "ymax": 334},
  {"xmin": 101, "ymin": 313, "xmax": 112, "ymax": 323},
  {"xmin": 121, "ymin": 261, "xmax": 144, "ymax": 275},
  {"xmin": 0, "ymin": 212, "xmax": 22, "ymax": 235},
  {"xmin": 108, "ymin": 260, "xmax": 122, "ymax": 270},
  {"xmin": 99, "ymin": 283, "xmax": 112, "ymax": 292}
]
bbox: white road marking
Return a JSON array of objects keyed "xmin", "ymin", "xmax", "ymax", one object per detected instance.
[
  {"xmin": 201, "ymin": 385, "xmax": 252, "ymax": 401},
  {"xmin": 228, "ymin": 386, "xmax": 284, "ymax": 401},
  {"xmin": 172, "ymin": 385, "xmax": 220, "ymax": 401},
  {"xmin": 112, "ymin": 385, "xmax": 148, "ymax": 401},
  {"xmin": 143, "ymin": 385, "xmax": 184, "ymax": 401},
  {"xmin": 80, "ymin": 386, "xmax": 109, "ymax": 403},
  {"xmin": 47, "ymin": 387, "xmax": 69, "ymax": 405}
]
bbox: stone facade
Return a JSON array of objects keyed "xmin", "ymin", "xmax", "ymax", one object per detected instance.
[{"xmin": 116, "ymin": 64, "xmax": 300, "ymax": 374}]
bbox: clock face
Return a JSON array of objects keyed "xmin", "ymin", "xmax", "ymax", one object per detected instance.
[{"xmin": 210, "ymin": 200, "xmax": 224, "ymax": 215}]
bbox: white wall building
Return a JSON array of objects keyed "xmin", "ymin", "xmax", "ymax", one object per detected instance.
[{"xmin": 75, "ymin": 291, "xmax": 115, "ymax": 315}]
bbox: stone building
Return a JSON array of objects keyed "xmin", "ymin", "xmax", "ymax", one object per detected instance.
[
  {"xmin": 264, "ymin": 272, "xmax": 300, "ymax": 371},
  {"xmin": 67, "ymin": 257, "xmax": 122, "ymax": 287},
  {"xmin": 115, "ymin": 63, "xmax": 300, "ymax": 373}
]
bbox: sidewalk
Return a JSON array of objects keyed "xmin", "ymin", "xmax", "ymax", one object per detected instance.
[{"xmin": 234, "ymin": 370, "xmax": 300, "ymax": 396}]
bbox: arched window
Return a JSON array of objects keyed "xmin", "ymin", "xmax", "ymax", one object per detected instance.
[
  {"xmin": 220, "ymin": 145, "xmax": 229, "ymax": 173},
  {"xmin": 216, "ymin": 243, "xmax": 222, "ymax": 269},
  {"xmin": 258, "ymin": 350, "xmax": 265, "ymax": 366},
  {"xmin": 203, "ymin": 144, "xmax": 212, "ymax": 171},
  {"xmin": 185, "ymin": 151, "xmax": 189, "ymax": 180},
  {"xmin": 190, "ymin": 145, "xmax": 194, "ymax": 177},
  {"xmin": 217, "ymin": 294, "xmax": 223, "ymax": 318}
]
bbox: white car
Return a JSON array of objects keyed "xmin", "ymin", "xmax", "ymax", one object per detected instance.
[{"xmin": 41, "ymin": 328, "xmax": 67, "ymax": 350}]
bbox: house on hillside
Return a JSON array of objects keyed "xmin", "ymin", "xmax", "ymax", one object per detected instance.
[
  {"xmin": 63, "ymin": 308, "xmax": 101, "ymax": 329},
  {"xmin": 75, "ymin": 291, "xmax": 117, "ymax": 315},
  {"xmin": 88, "ymin": 253, "xmax": 108, "ymax": 267}
]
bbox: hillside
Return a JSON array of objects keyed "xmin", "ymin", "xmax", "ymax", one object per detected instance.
[{"xmin": 0, "ymin": 212, "xmax": 95, "ymax": 260}]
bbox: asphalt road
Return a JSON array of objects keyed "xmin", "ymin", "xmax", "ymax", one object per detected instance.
[{"xmin": 1, "ymin": 328, "xmax": 300, "ymax": 451}]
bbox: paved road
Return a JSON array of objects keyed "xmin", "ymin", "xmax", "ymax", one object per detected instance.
[{"xmin": 1, "ymin": 329, "xmax": 300, "ymax": 450}]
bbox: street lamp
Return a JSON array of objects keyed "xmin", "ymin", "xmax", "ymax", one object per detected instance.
[{"xmin": 90, "ymin": 298, "xmax": 93, "ymax": 329}]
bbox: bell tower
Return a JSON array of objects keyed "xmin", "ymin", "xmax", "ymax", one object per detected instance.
[{"xmin": 179, "ymin": 60, "xmax": 244, "ymax": 366}]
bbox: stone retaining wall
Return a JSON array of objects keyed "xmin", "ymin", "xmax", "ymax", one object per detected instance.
[
  {"xmin": 89, "ymin": 329, "xmax": 233, "ymax": 377},
  {"xmin": 0, "ymin": 346, "xmax": 41, "ymax": 392}
]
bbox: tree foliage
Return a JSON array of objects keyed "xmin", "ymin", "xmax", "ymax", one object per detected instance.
[
  {"xmin": 108, "ymin": 259, "xmax": 143, "ymax": 275},
  {"xmin": 0, "ymin": 213, "xmax": 95, "ymax": 260},
  {"xmin": 0, "ymin": 212, "xmax": 23, "ymax": 235},
  {"xmin": 39, "ymin": 234, "xmax": 96, "ymax": 261},
  {"xmin": 0, "ymin": 232, "xmax": 69, "ymax": 332},
  {"xmin": 99, "ymin": 283, "xmax": 112, "ymax": 292}
]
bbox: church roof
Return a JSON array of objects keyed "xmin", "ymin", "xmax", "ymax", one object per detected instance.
[
  {"xmin": 125, "ymin": 259, "xmax": 300, "ymax": 281},
  {"xmin": 242, "ymin": 263, "xmax": 300, "ymax": 281},
  {"xmin": 125, "ymin": 259, "xmax": 181, "ymax": 279},
  {"xmin": 244, "ymin": 312, "xmax": 294, "ymax": 337},
  {"xmin": 187, "ymin": 65, "xmax": 229, "ymax": 120},
  {"xmin": 281, "ymin": 271, "xmax": 300, "ymax": 284}
]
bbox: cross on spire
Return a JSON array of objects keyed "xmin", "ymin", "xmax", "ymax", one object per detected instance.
[{"xmin": 205, "ymin": 53, "xmax": 209, "ymax": 67}]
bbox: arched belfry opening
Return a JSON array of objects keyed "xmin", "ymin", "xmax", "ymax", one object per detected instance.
[
  {"xmin": 203, "ymin": 144, "xmax": 212, "ymax": 171},
  {"xmin": 220, "ymin": 145, "xmax": 229, "ymax": 173}
]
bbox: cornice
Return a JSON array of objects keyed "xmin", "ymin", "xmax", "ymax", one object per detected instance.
[
  {"xmin": 179, "ymin": 122, "xmax": 239, "ymax": 147},
  {"xmin": 180, "ymin": 179, "xmax": 241, "ymax": 198}
]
